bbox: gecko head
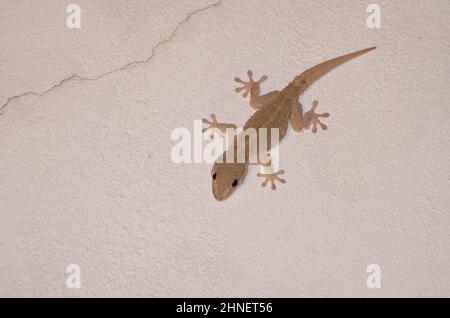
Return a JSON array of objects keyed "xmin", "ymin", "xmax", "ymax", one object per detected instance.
[{"xmin": 211, "ymin": 162, "xmax": 248, "ymax": 201}]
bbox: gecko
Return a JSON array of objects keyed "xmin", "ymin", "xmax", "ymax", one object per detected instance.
[{"xmin": 203, "ymin": 47, "xmax": 376, "ymax": 201}]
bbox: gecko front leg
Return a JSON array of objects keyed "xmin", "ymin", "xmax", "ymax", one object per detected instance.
[
  {"xmin": 257, "ymin": 168, "xmax": 286, "ymax": 190},
  {"xmin": 202, "ymin": 114, "xmax": 237, "ymax": 139},
  {"xmin": 235, "ymin": 71, "xmax": 280, "ymax": 109},
  {"xmin": 252, "ymin": 155, "xmax": 286, "ymax": 190}
]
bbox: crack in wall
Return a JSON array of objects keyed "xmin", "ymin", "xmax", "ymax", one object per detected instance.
[{"xmin": 0, "ymin": 0, "xmax": 223, "ymax": 116}]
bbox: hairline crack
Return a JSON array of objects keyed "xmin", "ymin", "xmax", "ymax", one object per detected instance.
[{"xmin": 0, "ymin": 0, "xmax": 223, "ymax": 115}]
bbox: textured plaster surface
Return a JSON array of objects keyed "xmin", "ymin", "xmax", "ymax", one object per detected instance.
[{"xmin": 0, "ymin": 0, "xmax": 449, "ymax": 297}]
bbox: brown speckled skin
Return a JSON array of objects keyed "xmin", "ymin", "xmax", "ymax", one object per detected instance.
[{"xmin": 211, "ymin": 47, "xmax": 376, "ymax": 201}]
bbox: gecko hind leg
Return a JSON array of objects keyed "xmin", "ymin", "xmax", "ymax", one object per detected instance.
[
  {"xmin": 304, "ymin": 100, "xmax": 330, "ymax": 133},
  {"xmin": 235, "ymin": 70, "xmax": 279, "ymax": 109}
]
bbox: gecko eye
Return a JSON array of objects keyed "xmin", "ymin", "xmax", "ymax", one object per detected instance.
[
  {"xmin": 212, "ymin": 173, "xmax": 217, "ymax": 180},
  {"xmin": 232, "ymin": 179, "xmax": 238, "ymax": 187}
]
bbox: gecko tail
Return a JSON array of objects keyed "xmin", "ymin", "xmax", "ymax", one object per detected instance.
[{"xmin": 292, "ymin": 47, "xmax": 376, "ymax": 93}]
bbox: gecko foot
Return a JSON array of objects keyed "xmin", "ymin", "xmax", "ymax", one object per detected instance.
[
  {"xmin": 304, "ymin": 100, "xmax": 330, "ymax": 133},
  {"xmin": 234, "ymin": 70, "xmax": 267, "ymax": 98},
  {"xmin": 257, "ymin": 170, "xmax": 286, "ymax": 190},
  {"xmin": 202, "ymin": 114, "xmax": 237, "ymax": 139}
]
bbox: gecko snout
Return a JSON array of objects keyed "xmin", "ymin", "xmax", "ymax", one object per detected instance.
[{"xmin": 213, "ymin": 191, "xmax": 224, "ymax": 201}]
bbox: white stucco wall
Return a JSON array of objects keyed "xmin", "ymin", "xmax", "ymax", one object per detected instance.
[{"xmin": 0, "ymin": 0, "xmax": 449, "ymax": 297}]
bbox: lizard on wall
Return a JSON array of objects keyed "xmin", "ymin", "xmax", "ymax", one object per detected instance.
[{"xmin": 203, "ymin": 47, "xmax": 376, "ymax": 201}]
